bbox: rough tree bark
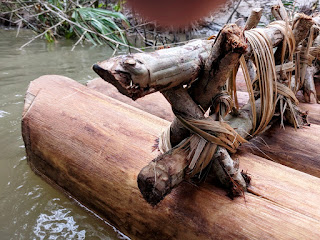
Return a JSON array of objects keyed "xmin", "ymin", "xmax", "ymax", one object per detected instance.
[
  {"xmin": 93, "ymin": 39, "xmax": 214, "ymax": 100},
  {"xmin": 93, "ymin": 22, "xmax": 288, "ymax": 100}
]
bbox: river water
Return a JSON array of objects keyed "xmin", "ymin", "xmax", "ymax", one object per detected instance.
[
  {"xmin": 0, "ymin": 1, "xmax": 317, "ymax": 238},
  {"xmin": 0, "ymin": 29, "xmax": 129, "ymax": 240}
]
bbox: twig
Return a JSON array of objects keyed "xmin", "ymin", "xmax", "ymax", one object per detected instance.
[
  {"xmin": 27, "ymin": 10, "xmax": 50, "ymax": 18},
  {"xmin": 71, "ymin": 30, "xmax": 87, "ymax": 51},
  {"xmin": 19, "ymin": 20, "xmax": 65, "ymax": 50},
  {"xmin": 0, "ymin": 16, "xmax": 15, "ymax": 24},
  {"xmin": 13, "ymin": 12, "xmax": 38, "ymax": 31},
  {"xmin": 112, "ymin": 43, "xmax": 119, "ymax": 57},
  {"xmin": 226, "ymin": 0, "xmax": 243, "ymax": 24},
  {"xmin": 16, "ymin": 20, "xmax": 22, "ymax": 37},
  {"xmin": 69, "ymin": 0, "xmax": 82, "ymax": 8},
  {"xmin": 1, "ymin": 4, "xmax": 34, "ymax": 14}
]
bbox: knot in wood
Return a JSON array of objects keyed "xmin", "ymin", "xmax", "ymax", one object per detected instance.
[{"xmin": 124, "ymin": 58, "xmax": 136, "ymax": 66}]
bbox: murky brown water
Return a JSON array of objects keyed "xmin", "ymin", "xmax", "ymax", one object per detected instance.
[{"xmin": 0, "ymin": 28, "xmax": 129, "ymax": 240}]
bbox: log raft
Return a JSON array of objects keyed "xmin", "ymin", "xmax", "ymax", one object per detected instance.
[{"xmin": 23, "ymin": 75, "xmax": 320, "ymax": 239}]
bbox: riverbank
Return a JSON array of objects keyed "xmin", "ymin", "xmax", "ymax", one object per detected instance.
[{"xmin": 1, "ymin": 0, "xmax": 318, "ymax": 50}]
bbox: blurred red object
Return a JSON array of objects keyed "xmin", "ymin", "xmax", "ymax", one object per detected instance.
[{"xmin": 126, "ymin": 0, "xmax": 227, "ymax": 28}]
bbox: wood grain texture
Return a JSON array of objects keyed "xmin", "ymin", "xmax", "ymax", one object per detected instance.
[
  {"xmin": 239, "ymin": 152, "xmax": 320, "ymax": 221},
  {"xmin": 239, "ymin": 119, "xmax": 320, "ymax": 178},
  {"xmin": 22, "ymin": 76, "xmax": 320, "ymax": 239},
  {"xmin": 86, "ymin": 78, "xmax": 174, "ymax": 121}
]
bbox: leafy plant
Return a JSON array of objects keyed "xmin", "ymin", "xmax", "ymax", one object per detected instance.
[
  {"xmin": 71, "ymin": 7, "xmax": 129, "ymax": 47},
  {"xmin": 44, "ymin": 31, "xmax": 55, "ymax": 42},
  {"xmin": 282, "ymin": 0, "xmax": 298, "ymax": 15},
  {"xmin": 113, "ymin": 0, "xmax": 126, "ymax": 12}
]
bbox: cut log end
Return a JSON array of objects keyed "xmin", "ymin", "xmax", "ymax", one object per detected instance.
[
  {"xmin": 137, "ymin": 149, "xmax": 187, "ymax": 206},
  {"xmin": 137, "ymin": 168, "xmax": 171, "ymax": 206}
]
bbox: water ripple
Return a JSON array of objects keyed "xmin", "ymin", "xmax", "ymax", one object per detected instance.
[
  {"xmin": 0, "ymin": 110, "xmax": 9, "ymax": 118},
  {"xmin": 33, "ymin": 207, "xmax": 86, "ymax": 240}
]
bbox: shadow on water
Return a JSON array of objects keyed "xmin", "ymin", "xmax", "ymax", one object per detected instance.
[{"xmin": 0, "ymin": 28, "xmax": 129, "ymax": 240}]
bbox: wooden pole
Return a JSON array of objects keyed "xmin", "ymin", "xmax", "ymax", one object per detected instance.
[{"xmin": 93, "ymin": 21, "xmax": 289, "ymax": 101}]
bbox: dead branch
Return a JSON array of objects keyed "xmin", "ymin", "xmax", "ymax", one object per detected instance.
[
  {"xmin": 245, "ymin": 8, "xmax": 263, "ymax": 30},
  {"xmin": 93, "ymin": 9, "xmax": 320, "ymax": 206}
]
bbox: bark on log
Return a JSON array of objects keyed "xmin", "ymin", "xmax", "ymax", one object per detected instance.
[
  {"xmin": 93, "ymin": 39, "xmax": 214, "ymax": 100},
  {"xmin": 303, "ymin": 66, "xmax": 318, "ymax": 103},
  {"xmin": 292, "ymin": 13, "xmax": 314, "ymax": 48},
  {"xmin": 93, "ymin": 22, "xmax": 287, "ymax": 101},
  {"xmin": 189, "ymin": 24, "xmax": 247, "ymax": 111},
  {"xmin": 161, "ymin": 87, "xmax": 204, "ymax": 146},
  {"xmin": 22, "ymin": 75, "xmax": 320, "ymax": 239}
]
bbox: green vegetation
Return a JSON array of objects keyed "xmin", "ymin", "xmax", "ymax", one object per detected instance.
[
  {"xmin": 71, "ymin": 7, "xmax": 129, "ymax": 46},
  {"xmin": 0, "ymin": 0, "xmax": 131, "ymax": 49}
]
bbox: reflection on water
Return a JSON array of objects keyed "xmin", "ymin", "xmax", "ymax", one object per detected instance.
[{"xmin": 0, "ymin": 28, "xmax": 129, "ymax": 239}]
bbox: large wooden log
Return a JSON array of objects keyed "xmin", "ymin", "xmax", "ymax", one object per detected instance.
[
  {"xmin": 87, "ymin": 79, "xmax": 320, "ymax": 185},
  {"xmin": 86, "ymin": 78, "xmax": 174, "ymax": 121},
  {"xmin": 87, "ymin": 78, "xmax": 320, "ymax": 178},
  {"xmin": 22, "ymin": 75, "xmax": 320, "ymax": 239},
  {"xmin": 239, "ymin": 114, "xmax": 320, "ymax": 178}
]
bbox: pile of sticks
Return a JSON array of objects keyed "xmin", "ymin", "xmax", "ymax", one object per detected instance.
[{"xmin": 93, "ymin": 3, "xmax": 320, "ymax": 205}]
